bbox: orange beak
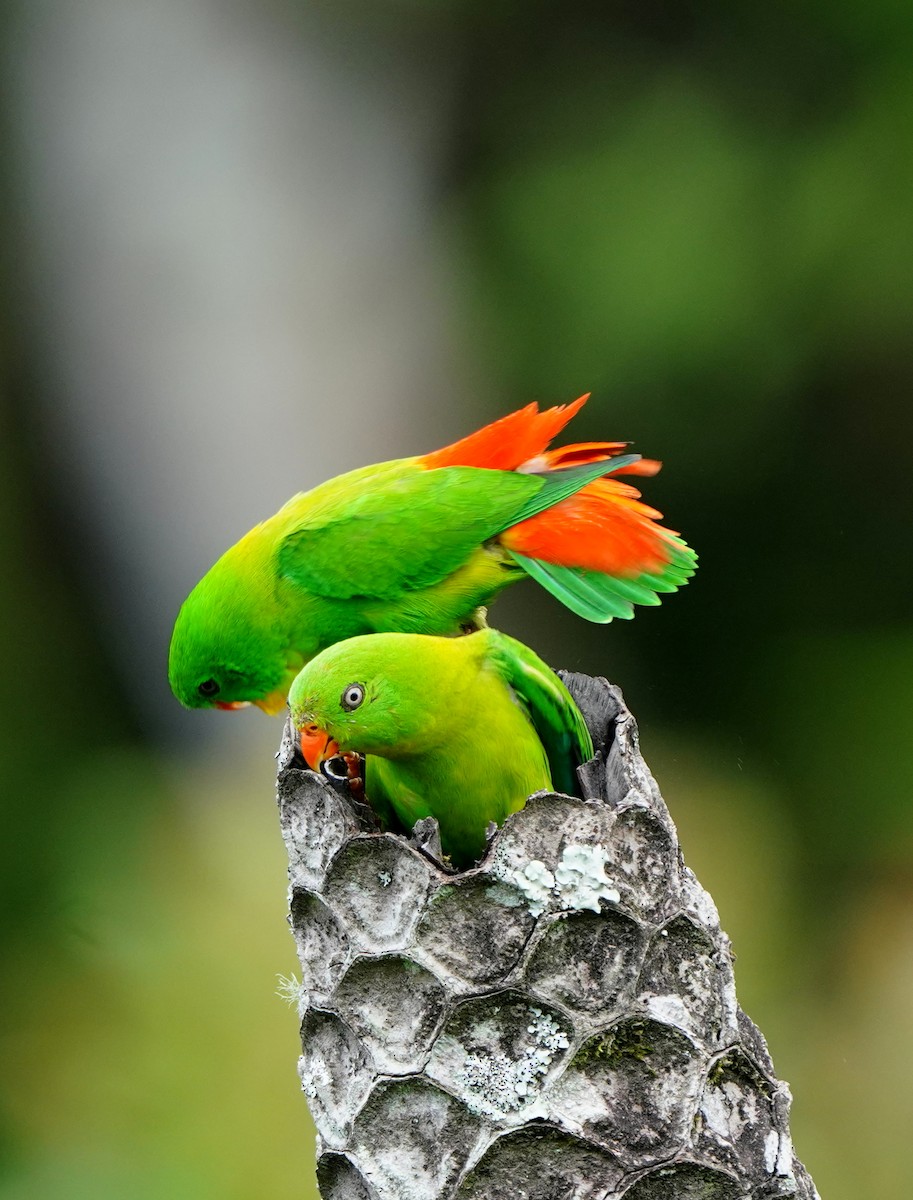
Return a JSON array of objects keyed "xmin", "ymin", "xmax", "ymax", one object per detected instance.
[
  {"xmin": 215, "ymin": 700, "xmax": 251, "ymax": 711},
  {"xmin": 298, "ymin": 722, "xmax": 340, "ymax": 771}
]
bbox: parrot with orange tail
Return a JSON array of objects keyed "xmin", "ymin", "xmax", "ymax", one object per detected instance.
[{"xmin": 168, "ymin": 395, "xmax": 696, "ymax": 714}]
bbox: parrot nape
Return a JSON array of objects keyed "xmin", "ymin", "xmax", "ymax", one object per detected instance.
[
  {"xmin": 288, "ymin": 629, "xmax": 594, "ymax": 866},
  {"xmin": 169, "ymin": 394, "xmax": 696, "ymax": 715}
]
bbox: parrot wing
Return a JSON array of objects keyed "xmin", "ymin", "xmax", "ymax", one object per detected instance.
[
  {"xmin": 484, "ymin": 630, "xmax": 594, "ymax": 797},
  {"xmin": 277, "ymin": 459, "xmax": 641, "ymax": 601},
  {"xmin": 277, "ymin": 465, "xmax": 536, "ymax": 600}
]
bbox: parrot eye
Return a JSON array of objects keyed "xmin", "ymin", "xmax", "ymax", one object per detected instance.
[
  {"xmin": 198, "ymin": 678, "xmax": 220, "ymax": 698},
  {"xmin": 340, "ymin": 683, "xmax": 365, "ymax": 711}
]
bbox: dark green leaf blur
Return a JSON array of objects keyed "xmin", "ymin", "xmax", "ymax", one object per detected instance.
[{"xmin": 2, "ymin": 1, "xmax": 910, "ymax": 1196}]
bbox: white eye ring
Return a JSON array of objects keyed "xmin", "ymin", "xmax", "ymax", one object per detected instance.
[{"xmin": 341, "ymin": 683, "xmax": 365, "ymax": 711}]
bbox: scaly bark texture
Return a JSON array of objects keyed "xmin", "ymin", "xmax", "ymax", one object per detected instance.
[{"xmin": 276, "ymin": 673, "xmax": 819, "ymax": 1200}]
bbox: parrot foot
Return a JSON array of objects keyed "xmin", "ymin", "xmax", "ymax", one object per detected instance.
[{"xmin": 341, "ymin": 751, "xmax": 365, "ymax": 801}]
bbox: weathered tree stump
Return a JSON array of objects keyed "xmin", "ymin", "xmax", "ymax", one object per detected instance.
[{"xmin": 276, "ymin": 673, "xmax": 819, "ymax": 1200}]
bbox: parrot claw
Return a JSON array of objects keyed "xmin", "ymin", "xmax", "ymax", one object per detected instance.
[
  {"xmin": 341, "ymin": 751, "xmax": 365, "ymax": 800},
  {"xmin": 320, "ymin": 752, "xmax": 365, "ymax": 802}
]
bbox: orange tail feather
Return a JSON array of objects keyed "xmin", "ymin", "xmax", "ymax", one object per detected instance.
[
  {"xmin": 420, "ymin": 393, "xmax": 591, "ymax": 471},
  {"xmin": 501, "ymin": 478, "xmax": 679, "ymax": 577}
]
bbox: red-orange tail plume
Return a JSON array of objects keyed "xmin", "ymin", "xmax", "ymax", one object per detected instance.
[
  {"xmin": 502, "ymin": 469, "xmax": 698, "ymax": 623},
  {"xmin": 420, "ymin": 393, "xmax": 661, "ymax": 477},
  {"xmin": 502, "ymin": 478, "xmax": 676, "ymax": 577},
  {"xmin": 422, "ymin": 393, "xmax": 698, "ymax": 621},
  {"xmin": 421, "ymin": 392, "xmax": 640, "ymax": 472}
]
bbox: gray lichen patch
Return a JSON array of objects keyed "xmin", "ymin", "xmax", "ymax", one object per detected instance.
[
  {"xmin": 525, "ymin": 908, "xmax": 647, "ymax": 1020},
  {"xmin": 298, "ymin": 1010, "xmax": 375, "ymax": 1148},
  {"xmin": 487, "ymin": 795, "xmax": 616, "ymax": 911},
  {"xmin": 413, "ymin": 876, "xmax": 535, "ymax": 987},
  {"xmin": 350, "ymin": 1079, "xmax": 485, "ymax": 1200},
  {"xmin": 426, "ymin": 991, "xmax": 573, "ymax": 1121},
  {"xmin": 553, "ymin": 843, "xmax": 622, "ymax": 911},
  {"xmin": 456, "ymin": 1126, "xmax": 624, "ymax": 1199},
  {"xmin": 551, "ymin": 1018, "xmax": 704, "ymax": 1163},
  {"xmin": 323, "ymin": 836, "xmax": 433, "ymax": 953},
  {"xmin": 332, "ymin": 955, "xmax": 448, "ymax": 1074},
  {"xmin": 491, "ymin": 837, "xmax": 622, "ymax": 919}
]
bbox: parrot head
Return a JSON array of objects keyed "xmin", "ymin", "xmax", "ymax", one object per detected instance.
[
  {"xmin": 288, "ymin": 633, "xmax": 456, "ymax": 769},
  {"xmin": 168, "ymin": 564, "xmax": 300, "ymax": 715}
]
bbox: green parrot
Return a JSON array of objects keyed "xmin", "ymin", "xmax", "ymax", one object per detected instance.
[
  {"xmin": 169, "ymin": 395, "xmax": 696, "ymax": 714},
  {"xmin": 288, "ymin": 629, "xmax": 594, "ymax": 866}
]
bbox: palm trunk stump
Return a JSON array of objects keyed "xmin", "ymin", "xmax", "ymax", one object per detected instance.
[{"xmin": 276, "ymin": 672, "xmax": 819, "ymax": 1200}]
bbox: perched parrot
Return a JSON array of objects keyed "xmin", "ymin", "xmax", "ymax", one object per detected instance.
[
  {"xmin": 288, "ymin": 629, "xmax": 594, "ymax": 865},
  {"xmin": 169, "ymin": 394, "xmax": 696, "ymax": 715}
]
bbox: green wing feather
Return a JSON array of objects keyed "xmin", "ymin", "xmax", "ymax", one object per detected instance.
[
  {"xmin": 506, "ymin": 456, "xmax": 642, "ymax": 523},
  {"xmin": 483, "ymin": 630, "xmax": 594, "ymax": 796},
  {"xmin": 277, "ymin": 465, "xmax": 537, "ymax": 600},
  {"xmin": 277, "ymin": 457, "xmax": 644, "ymax": 603},
  {"xmin": 508, "ymin": 537, "xmax": 698, "ymax": 623}
]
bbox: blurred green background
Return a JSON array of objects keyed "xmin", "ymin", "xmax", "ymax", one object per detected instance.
[{"xmin": 2, "ymin": 1, "xmax": 911, "ymax": 1196}]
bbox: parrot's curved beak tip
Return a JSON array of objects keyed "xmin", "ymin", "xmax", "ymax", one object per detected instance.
[
  {"xmin": 298, "ymin": 722, "xmax": 340, "ymax": 771},
  {"xmin": 215, "ymin": 700, "xmax": 251, "ymax": 711}
]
